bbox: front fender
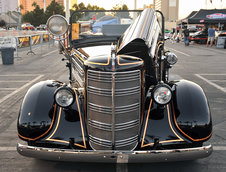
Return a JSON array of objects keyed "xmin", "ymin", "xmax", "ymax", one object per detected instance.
[
  {"xmin": 171, "ymin": 80, "xmax": 212, "ymax": 142},
  {"xmin": 17, "ymin": 80, "xmax": 62, "ymax": 141}
]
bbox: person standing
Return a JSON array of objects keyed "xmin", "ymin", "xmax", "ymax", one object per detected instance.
[
  {"xmin": 206, "ymin": 26, "xmax": 215, "ymax": 47},
  {"xmin": 183, "ymin": 26, "xmax": 190, "ymax": 46}
]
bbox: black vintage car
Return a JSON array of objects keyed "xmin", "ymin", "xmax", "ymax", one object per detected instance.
[{"xmin": 17, "ymin": 9, "xmax": 212, "ymax": 163}]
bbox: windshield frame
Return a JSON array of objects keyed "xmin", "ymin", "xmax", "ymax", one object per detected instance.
[{"xmin": 69, "ymin": 10, "xmax": 143, "ymax": 48}]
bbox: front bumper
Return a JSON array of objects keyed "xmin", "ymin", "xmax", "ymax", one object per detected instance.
[{"xmin": 17, "ymin": 143, "xmax": 212, "ymax": 163}]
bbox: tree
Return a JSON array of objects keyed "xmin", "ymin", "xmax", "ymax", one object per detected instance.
[
  {"xmin": 21, "ymin": 0, "xmax": 64, "ymax": 26},
  {"xmin": 32, "ymin": 2, "xmax": 37, "ymax": 7},
  {"xmin": 22, "ymin": 11, "xmax": 34, "ymax": 24},
  {"xmin": 72, "ymin": 2, "xmax": 86, "ymax": 11},
  {"xmin": 19, "ymin": 4, "xmax": 24, "ymax": 10},
  {"xmin": 71, "ymin": 3, "xmax": 105, "ymax": 22},
  {"xmin": 22, "ymin": 3, "xmax": 45, "ymax": 26},
  {"xmin": 71, "ymin": 2, "xmax": 87, "ymax": 21},
  {"xmin": 32, "ymin": 4, "xmax": 45, "ymax": 26},
  {"xmin": 111, "ymin": 4, "xmax": 130, "ymax": 18},
  {"xmin": 45, "ymin": 0, "xmax": 65, "ymax": 20}
]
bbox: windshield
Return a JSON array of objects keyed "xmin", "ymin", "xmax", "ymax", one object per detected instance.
[{"xmin": 69, "ymin": 10, "xmax": 142, "ymax": 47}]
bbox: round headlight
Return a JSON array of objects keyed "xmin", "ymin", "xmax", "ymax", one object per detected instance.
[
  {"xmin": 47, "ymin": 15, "xmax": 68, "ymax": 36},
  {"xmin": 166, "ymin": 52, "xmax": 178, "ymax": 65},
  {"xmin": 54, "ymin": 87, "xmax": 75, "ymax": 108},
  {"xmin": 152, "ymin": 84, "xmax": 172, "ymax": 105}
]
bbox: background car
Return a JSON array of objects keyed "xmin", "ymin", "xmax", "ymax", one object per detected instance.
[
  {"xmin": 36, "ymin": 24, "xmax": 47, "ymax": 30},
  {"xmin": 92, "ymin": 15, "xmax": 119, "ymax": 33},
  {"xmin": 189, "ymin": 29, "xmax": 208, "ymax": 44},
  {"xmin": 21, "ymin": 23, "xmax": 35, "ymax": 30},
  {"xmin": 216, "ymin": 30, "xmax": 226, "ymax": 37}
]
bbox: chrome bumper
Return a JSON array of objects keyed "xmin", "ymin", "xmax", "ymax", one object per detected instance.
[{"xmin": 17, "ymin": 143, "xmax": 212, "ymax": 163}]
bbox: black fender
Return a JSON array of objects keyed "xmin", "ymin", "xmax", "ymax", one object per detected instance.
[
  {"xmin": 43, "ymin": 93, "xmax": 88, "ymax": 149},
  {"xmin": 17, "ymin": 80, "xmax": 62, "ymax": 141},
  {"xmin": 171, "ymin": 80, "xmax": 212, "ymax": 142}
]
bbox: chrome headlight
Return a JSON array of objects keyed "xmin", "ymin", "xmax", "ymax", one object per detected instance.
[
  {"xmin": 46, "ymin": 15, "xmax": 68, "ymax": 36},
  {"xmin": 166, "ymin": 52, "xmax": 178, "ymax": 65},
  {"xmin": 152, "ymin": 84, "xmax": 172, "ymax": 105},
  {"xmin": 54, "ymin": 87, "xmax": 75, "ymax": 108}
]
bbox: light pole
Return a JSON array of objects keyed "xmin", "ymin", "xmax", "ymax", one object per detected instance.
[
  {"xmin": 133, "ymin": 0, "xmax": 137, "ymax": 19},
  {"xmin": 44, "ymin": 0, "xmax": 46, "ymax": 12},
  {"xmin": 65, "ymin": 0, "xmax": 70, "ymax": 23}
]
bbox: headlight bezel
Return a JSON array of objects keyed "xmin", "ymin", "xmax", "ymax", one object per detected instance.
[
  {"xmin": 166, "ymin": 52, "xmax": 178, "ymax": 65},
  {"xmin": 54, "ymin": 86, "xmax": 75, "ymax": 108},
  {"xmin": 152, "ymin": 84, "xmax": 172, "ymax": 105},
  {"xmin": 46, "ymin": 14, "xmax": 69, "ymax": 37}
]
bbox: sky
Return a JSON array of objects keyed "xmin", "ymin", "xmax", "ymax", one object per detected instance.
[
  {"xmin": 76, "ymin": 0, "xmax": 153, "ymax": 10},
  {"xmin": 77, "ymin": 0, "xmax": 226, "ymax": 19},
  {"xmin": 179, "ymin": 0, "xmax": 226, "ymax": 19}
]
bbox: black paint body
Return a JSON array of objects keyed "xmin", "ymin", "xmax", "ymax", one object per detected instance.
[{"xmin": 17, "ymin": 9, "xmax": 212, "ymax": 152}]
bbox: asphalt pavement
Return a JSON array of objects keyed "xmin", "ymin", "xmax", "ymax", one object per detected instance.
[{"xmin": 0, "ymin": 40, "xmax": 226, "ymax": 172}]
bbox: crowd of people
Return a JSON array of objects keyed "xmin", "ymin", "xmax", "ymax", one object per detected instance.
[{"xmin": 168, "ymin": 25, "xmax": 219, "ymax": 47}]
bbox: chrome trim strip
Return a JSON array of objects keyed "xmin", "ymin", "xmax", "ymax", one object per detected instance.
[
  {"xmin": 88, "ymin": 119, "xmax": 139, "ymax": 132},
  {"xmin": 89, "ymin": 135, "xmax": 112, "ymax": 148},
  {"xmin": 115, "ymin": 120, "xmax": 139, "ymax": 131},
  {"xmin": 115, "ymin": 103, "xmax": 139, "ymax": 114},
  {"xmin": 72, "ymin": 70, "xmax": 84, "ymax": 87},
  {"xmin": 88, "ymin": 86, "xmax": 140, "ymax": 97},
  {"xmin": 88, "ymin": 102, "xmax": 139, "ymax": 115},
  {"xmin": 87, "ymin": 69, "xmax": 140, "ymax": 76},
  {"xmin": 88, "ymin": 102, "xmax": 112, "ymax": 114},
  {"xmin": 87, "ymin": 77, "xmax": 139, "ymax": 83},
  {"xmin": 87, "ymin": 70, "xmax": 140, "ymax": 83},
  {"xmin": 115, "ymin": 135, "xmax": 138, "ymax": 147},
  {"xmin": 71, "ymin": 58, "xmax": 84, "ymax": 76},
  {"xmin": 17, "ymin": 143, "xmax": 213, "ymax": 163}
]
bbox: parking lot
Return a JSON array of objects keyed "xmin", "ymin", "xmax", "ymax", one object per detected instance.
[
  {"xmin": 0, "ymin": 41, "xmax": 226, "ymax": 171},
  {"xmin": 0, "ymin": 74, "xmax": 44, "ymax": 103}
]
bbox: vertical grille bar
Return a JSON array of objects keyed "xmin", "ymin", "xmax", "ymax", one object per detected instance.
[{"xmin": 111, "ymin": 73, "xmax": 115, "ymax": 149}]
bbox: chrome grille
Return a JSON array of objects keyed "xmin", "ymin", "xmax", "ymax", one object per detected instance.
[{"xmin": 87, "ymin": 69, "xmax": 141, "ymax": 150}]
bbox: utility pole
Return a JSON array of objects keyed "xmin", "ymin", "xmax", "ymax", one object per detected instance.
[{"xmin": 66, "ymin": 0, "xmax": 70, "ymax": 23}]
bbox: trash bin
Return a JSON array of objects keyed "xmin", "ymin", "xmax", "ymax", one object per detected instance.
[
  {"xmin": 1, "ymin": 48, "xmax": 15, "ymax": 65},
  {"xmin": 216, "ymin": 37, "xmax": 226, "ymax": 49}
]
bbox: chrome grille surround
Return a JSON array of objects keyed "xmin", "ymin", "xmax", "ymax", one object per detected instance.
[{"xmin": 87, "ymin": 69, "xmax": 141, "ymax": 150}]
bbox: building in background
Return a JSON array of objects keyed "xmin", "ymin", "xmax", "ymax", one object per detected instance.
[
  {"xmin": 0, "ymin": 0, "xmax": 18, "ymax": 13},
  {"xmin": 153, "ymin": 0, "xmax": 179, "ymax": 30},
  {"xmin": 57, "ymin": 0, "xmax": 64, "ymax": 6},
  {"xmin": 153, "ymin": 0, "xmax": 226, "ymax": 30},
  {"xmin": 19, "ymin": 0, "xmax": 52, "ymax": 14},
  {"xmin": 154, "ymin": 0, "xmax": 179, "ymax": 21}
]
